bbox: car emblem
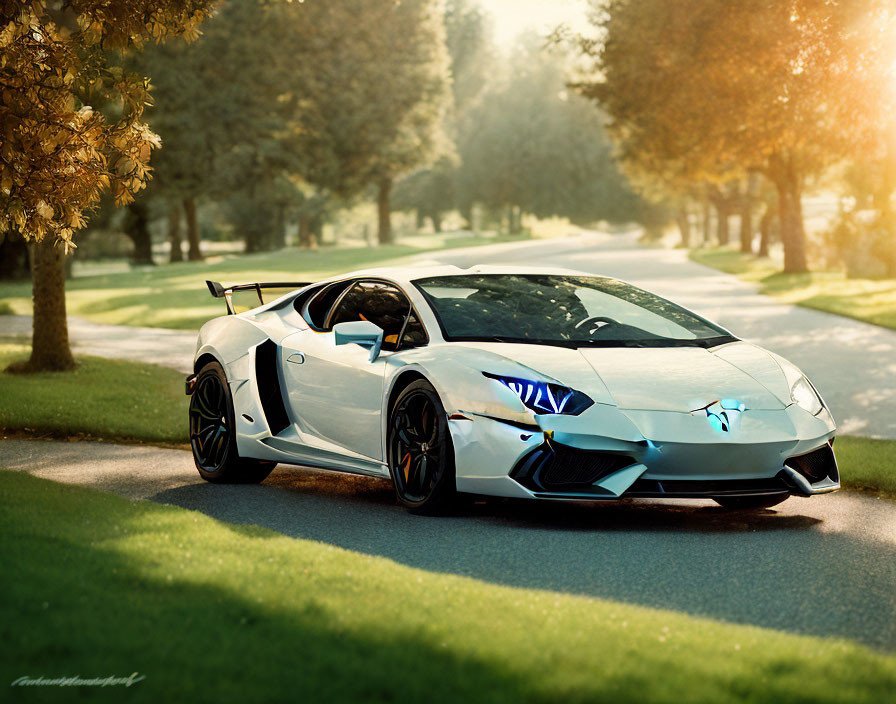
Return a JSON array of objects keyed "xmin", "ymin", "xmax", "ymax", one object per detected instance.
[{"xmin": 692, "ymin": 399, "xmax": 746, "ymax": 433}]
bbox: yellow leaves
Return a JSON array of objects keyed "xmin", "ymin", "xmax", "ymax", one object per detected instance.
[
  {"xmin": 0, "ymin": 0, "xmax": 216, "ymax": 245},
  {"xmin": 8, "ymin": 199, "xmax": 26, "ymax": 229},
  {"xmin": 35, "ymin": 200, "xmax": 54, "ymax": 220}
]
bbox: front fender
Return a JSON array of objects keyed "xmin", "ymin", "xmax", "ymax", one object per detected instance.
[{"xmin": 385, "ymin": 348, "xmax": 536, "ymax": 426}]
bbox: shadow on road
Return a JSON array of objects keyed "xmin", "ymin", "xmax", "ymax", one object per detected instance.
[{"xmin": 152, "ymin": 467, "xmax": 896, "ymax": 651}]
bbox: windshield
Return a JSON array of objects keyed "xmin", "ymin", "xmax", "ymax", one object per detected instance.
[{"xmin": 413, "ymin": 274, "xmax": 736, "ymax": 347}]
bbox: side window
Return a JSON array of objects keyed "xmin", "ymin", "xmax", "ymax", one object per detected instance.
[
  {"xmin": 401, "ymin": 311, "xmax": 427, "ymax": 349},
  {"xmin": 302, "ymin": 281, "xmax": 353, "ymax": 329},
  {"xmin": 328, "ymin": 282, "xmax": 414, "ymax": 351},
  {"xmin": 328, "ymin": 283, "xmax": 367, "ymax": 327}
]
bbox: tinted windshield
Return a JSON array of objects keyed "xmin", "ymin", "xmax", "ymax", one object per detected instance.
[{"xmin": 413, "ymin": 274, "xmax": 735, "ymax": 347}]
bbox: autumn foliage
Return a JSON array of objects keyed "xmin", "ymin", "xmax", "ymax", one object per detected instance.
[
  {"xmin": 1, "ymin": 0, "xmax": 214, "ymax": 370},
  {"xmin": 0, "ymin": 1, "xmax": 213, "ymax": 247}
]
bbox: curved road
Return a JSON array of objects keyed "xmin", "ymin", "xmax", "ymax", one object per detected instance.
[{"xmin": 4, "ymin": 438, "xmax": 895, "ymax": 651}]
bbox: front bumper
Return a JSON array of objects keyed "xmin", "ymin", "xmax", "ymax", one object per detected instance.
[{"xmin": 448, "ymin": 403, "xmax": 838, "ymax": 501}]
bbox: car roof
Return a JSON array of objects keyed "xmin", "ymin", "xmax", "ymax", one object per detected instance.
[{"xmin": 315, "ymin": 264, "xmax": 616, "ymax": 287}]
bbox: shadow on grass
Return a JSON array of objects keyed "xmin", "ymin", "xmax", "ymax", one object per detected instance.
[
  {"xmin": 1, "ymin": 516, "xmax": 537, "ymax": 704},
  {"xmin": 149, "ymin": 469, "xmax": 896, "ymax": 651}
]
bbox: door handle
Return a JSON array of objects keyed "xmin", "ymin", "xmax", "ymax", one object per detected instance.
[{"xmin": 287, "ymin": 352, "xmax": 305, "ymax": 365}]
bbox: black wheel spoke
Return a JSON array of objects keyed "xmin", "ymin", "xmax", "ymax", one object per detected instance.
[
  {"xmin": 193, "ymin": 391, "xmax": 217, "ymax": 421},
  {"xmin": 189, "ymin": 371, "xmax": 231, "ymax": 473},
  {"xmin": 209, "ymin": 425, "xmax": 226, "ymax": 466},
  {"xmin": 415, "ymin": 455, "xmax": 430, "ymax": 494}
]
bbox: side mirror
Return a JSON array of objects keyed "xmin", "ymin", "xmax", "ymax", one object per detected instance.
[{"xmin": 333, "ymin": 320, "xmax": 384, "ymax": 362}]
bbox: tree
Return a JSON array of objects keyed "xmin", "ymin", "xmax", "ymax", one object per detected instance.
[
  {"xmin": 134, "ymin": 0, "xmax": 300, "ymax": 255},
  {"xmin": 457, "ymin": 36, "xmax": 644, "ymax": 231},
  {"xmin": 577, "ymin": 0, "xmax": 888, "ymax": 272},
  {"xmin": 392, "ymin": 155, "xmax": 458, "ymax": 232},
  {"xmin": 284, "ymin": 0, "xmax": 450, "ymax": 244},
  {"xmin": 392, "ymin": 0, "xmax": 495, "ymax": 231},
  {"xmin": 0, "ymin": 1, "xmax": 215, "ymax": 371}
]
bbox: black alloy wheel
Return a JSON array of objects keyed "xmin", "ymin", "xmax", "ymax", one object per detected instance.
[
  {"xmin": 388, "ymin": 379, "xmax": 456, "ymax": 514},
  {"xmin": 189, "ymin": 361, "xmax": 275, "ymax": 483}
]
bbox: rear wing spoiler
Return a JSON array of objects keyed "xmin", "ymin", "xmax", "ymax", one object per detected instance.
[{"xmin": 206, "ymin": 280, "xmax": 312, "ymax": 315}]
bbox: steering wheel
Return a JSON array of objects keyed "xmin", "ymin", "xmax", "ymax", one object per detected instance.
[{"xmin": 574, "ymin": 315, "xmax": 620, "ymax": 336}]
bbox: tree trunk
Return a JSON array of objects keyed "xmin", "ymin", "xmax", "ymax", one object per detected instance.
[
  {"xmin": 508, "ymin": 206, "xmax": 522, "ymax": 235},
  {"xmin": 459, "ymin": 202, "xmax": 473, "ymax": 231},
  {"xmin": 311, "ymin": 215, "xmax": 323, "ymax": 246},
  {"xmin": 431, "ymin": 213, "xmax": 442, "ymax": 233},
  {"xmin": 126, "ymin": 202, "xmax": 154, "ymax": 266},
  {"xmin": 758, "ymin": 205, "xmax": 774, "ymax": 257},
  {"xmin": 701, "ymin": 194, "xmax": 711, "ymax": 244},
  {"xmin": 676, "ymin": 206, "xmax": 691, "ymax": 248},
  {"xmin": 21, "ymin": 239, "xmax": 75, "ymax": 372},
  {"xmin": 778, "ymin": 189, "xmax": 807, "ymax": 272},
  {"xmin": 415, "ymin": 210, "xmax": 425, "ymax": 231},
  {"xmin": 271, "ymin": 204, "xmax": 286, "ymax": 250},
  {"xmin": 767, "ymin": 155, "xmax": 808, "ymax": 273},
  {"xmin": 168, "ymin": 201, "xmax": 183, "ymax": 263},
  {"xmin": 377, "ymin": 177, "xmax": 393, "ymax": 245},
  {"xmin": 715, "ymin": 203, "xmax": 730, "ymax": 246},
  {"xmin": 298, "ymin": 214, "xmax": 313, "ymax": 248},
  {"xmin": 183, "ymin": 197, "xmax": 202, "ymax": 261},
  {"xmin": 739, "ymin": 173, "xmax": 757, "ymax": 254}
]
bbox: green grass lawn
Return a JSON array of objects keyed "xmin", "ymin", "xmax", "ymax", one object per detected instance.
[
  {"xmin": 834, "ymin": 436, "xmax": 896, "ymax": 498},
  {"xmin": 0, "ymin": 342, "xmax": 186, "ymax": 444},
  {"xmin": 0, "ymin": 234, "xmax": 519, "ymax": 331},
  {"xmin": 1, "ymin": 469, "xmax": 894, "ymax": 704},
  {"xmin": 689, "ymin": 248, "xmax": 896, "ymax": 331}
]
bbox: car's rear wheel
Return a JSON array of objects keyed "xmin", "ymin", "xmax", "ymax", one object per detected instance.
[
  {"xmin": 388, "ymin": 379, "xmax": 456, "ymax": 514},
  {"xmin": 713, "ymin": 494, "xmax": 790, "ymax": 510},
  {"xmin": 189, "ymin": 361, "xmax": 275, "ymax": 484}
]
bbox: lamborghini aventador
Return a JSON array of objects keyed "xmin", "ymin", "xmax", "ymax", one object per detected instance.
[{"xmin": 185, "ymin": 266, "xmax": 839, "ymax": 514}]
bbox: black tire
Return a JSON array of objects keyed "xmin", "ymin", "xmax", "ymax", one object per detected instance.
[
  {"xmin": 387, "ymin": 379, "xmax": 456, "ymax": 515},
  {"xmin": 189, "ymin": 361, "xmax": 275, "ymax": 484},
  {"xmin": 712, "ymin": 494, "xmax": 790, "ymax": 510}
]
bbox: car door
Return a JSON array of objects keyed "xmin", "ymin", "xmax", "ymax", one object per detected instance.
[{"xmin": 280, "ymin": 280, "xmax": 415, "ymax": 463}]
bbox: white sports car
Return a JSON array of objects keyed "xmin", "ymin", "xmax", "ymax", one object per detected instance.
[{"xmin": 186, "ymin": 266, "xmax": 839, "ymax": 514}]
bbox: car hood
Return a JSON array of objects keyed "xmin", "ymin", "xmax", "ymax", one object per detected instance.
[{"xmin": 458, "ymin": 341, "xmax": 789, "ymax": 412}]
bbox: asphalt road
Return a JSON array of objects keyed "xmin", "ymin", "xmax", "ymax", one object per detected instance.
[
  {"xmin": 424, "ymin": 231, "xmax": 896, "ymax": 438},
  {"xmin": 3, "ymin": 438, "xmax": 895, "ymax": 651},
  {"xmin": 0, "ymin": 314, "xmax": 195, "ymax": 373}
]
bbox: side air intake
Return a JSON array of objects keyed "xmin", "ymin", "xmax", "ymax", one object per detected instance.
[
  {"xmin": 254, "ymin": 339, "xmax": 290, "ymax": 436},
  {"xmin": 785, "ymin": 443, "xmax": 838, "ymax": 484}
]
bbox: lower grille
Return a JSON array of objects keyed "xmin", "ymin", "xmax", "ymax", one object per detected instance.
[
  {"xmin": 511, "ymin": 442, "xmax": 635, "ymax": 493},
  {"xmin": 626, "ymin": 477, "xmax": 790, "ymax": 497},
  {"xmin": 785, "ymin": 443, "xmax": 838, "ymax": 483}
]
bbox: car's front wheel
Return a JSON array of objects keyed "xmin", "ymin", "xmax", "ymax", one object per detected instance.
[
  {"xmin": 713, "ymin": 494, "xmax": 790, "ymax": 510},
  {"xmin": 189, "ymin": 361, "xmax": 275, "ymax": 484},
  {"xmin": 388, "ymin": 379, "xmax": 456, "ymax": 514}
]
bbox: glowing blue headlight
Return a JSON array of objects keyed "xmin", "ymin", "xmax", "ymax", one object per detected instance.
[{"xmin": 483, "ymin": 372, "xmax": 594, "ymax": 415}]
